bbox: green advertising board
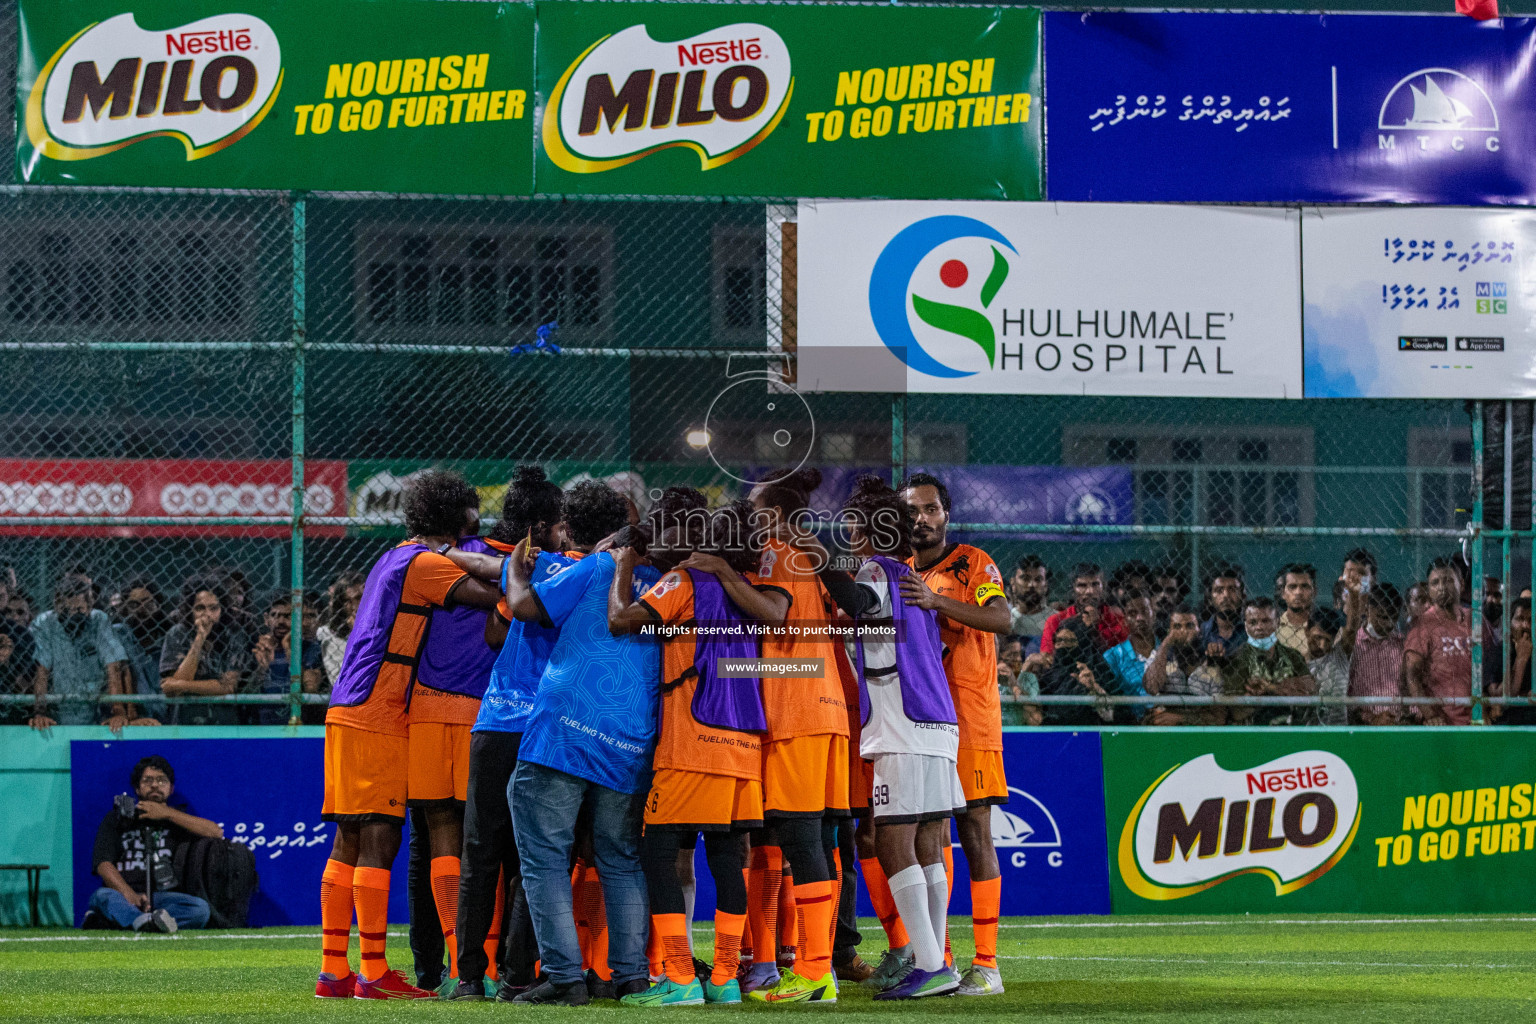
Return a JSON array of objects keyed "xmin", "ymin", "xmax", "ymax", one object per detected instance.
[
  {"xmin": 533, "ymin": 1, "xmax": 1041, "ymax": 199},
  {"xmin": 1102, "ymin": 728, "xmax": 1536, "ymax": 914},
  {"xmin": 17, "ymin": 0, "xmax": 533, "ymax": 194}
]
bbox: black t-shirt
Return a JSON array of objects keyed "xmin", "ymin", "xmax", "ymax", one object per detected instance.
[{"xmin": 92, "ymin": 803, "xmax": 194, "ymax": 893}]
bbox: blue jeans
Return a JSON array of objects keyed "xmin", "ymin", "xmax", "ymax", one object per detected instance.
[
  {"xmin": 87, "ymin": 888, "xmax": 210, "ymax": 929},
  {"xmin": 510, "ymin": 760, "xmax": 648, "ymax": 986}
]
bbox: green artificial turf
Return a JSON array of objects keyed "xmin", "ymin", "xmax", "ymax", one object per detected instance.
[{"xmin": 3, "ymin": 915, "xmax": 1534, "ymax": 1023}]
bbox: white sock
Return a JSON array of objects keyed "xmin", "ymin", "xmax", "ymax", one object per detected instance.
[
  {"xmin": 682, "ymin": 876, "xmax": 697, "ymax": 957},
  {"xmin": 922, "ymin": 862, "xmax": 949, "ymax": 960},
  {"xmin": 889, "ymin": 865, "xmax": 943, "ymax": 972}
]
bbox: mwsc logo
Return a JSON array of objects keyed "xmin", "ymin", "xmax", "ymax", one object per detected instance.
[
  {"xmin": 1118, "ymin": 750, "xmax": 1360, "ymax": 900},
  {"xmin": 868, "ymin": 216, "xmax": 1016, "ymax": 379},
  {"xmin": 27, "ymin": 12, "xmax": 283, "ymax": 162},
  {"xmin": 544, "ymin": 23, "xmax": 793, "ymax": 173}
]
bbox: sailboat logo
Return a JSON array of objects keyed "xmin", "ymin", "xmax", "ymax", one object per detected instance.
[{"xmin": 1378, "ymin": 68, "xmax": 1499, "ymax": 132}]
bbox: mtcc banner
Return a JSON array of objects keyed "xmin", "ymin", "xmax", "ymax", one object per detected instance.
[
  {"xmin": 1044, "ymin": 12, "xmax": 1536, "ymax": 205},
  {"xmin": 534, "ymin": 2, "xmax": 1041, "ymax": 199},
  {"xmin": 794, "ymin": 200, "xmax": 1301, "ymax": 397}
]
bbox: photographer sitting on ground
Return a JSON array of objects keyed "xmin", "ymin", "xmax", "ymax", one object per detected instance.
[{"xmin": 84, "ymin": 755, "xmax": 224, "ymax": 933}]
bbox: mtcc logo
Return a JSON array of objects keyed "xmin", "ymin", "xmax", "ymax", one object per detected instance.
[
  {"xmin": 868, "ymin": 216, "xmax": 1015, "ymax": 378},
  {"xmin": 1064, "ymin": 487, "xmax": 1118, "ymax": 525},
  {"xmin": 1377, "ymin": 68, "xmax": 1499, "ymax": 154},
  {"xmin": 984, "ymin": 786, "xmax": 1065, "ymax": 869}
]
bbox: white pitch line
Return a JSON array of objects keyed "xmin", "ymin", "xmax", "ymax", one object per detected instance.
[
  {"xmin": 1000, "ymin": 954, "xmax": 1530, "ymax": 970},
  {"xmin": 0, "ymin": 930, "xmax": 409, "ymax": 944},
  {"xmin": 997, "ymin": 916, "xmax": 1536, "ymax": 930}
]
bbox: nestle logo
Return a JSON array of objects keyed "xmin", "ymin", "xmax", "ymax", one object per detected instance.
[
  {"xmin": 1245, "ymin": 764, "xmax": 1329, "ymax": 794},
  {"xmin": 677, "ymin": 37, "xmax": 763, "ymax": 67},
  {"xmin": 166, "ymin": 27, "xmax": 253, "ymax": 56}
]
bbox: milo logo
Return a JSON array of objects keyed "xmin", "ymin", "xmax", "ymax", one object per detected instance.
[
  {"xmin": 543, "ymin": 22, "xmax": 792, "ymax": 173},
  {"xmin": 1118, "ymin": 750, "xmax": 1361, "ymax": 900},
  {"xmin": 27, "ymin": 12, "xmax": 283, "ymax": 161}
]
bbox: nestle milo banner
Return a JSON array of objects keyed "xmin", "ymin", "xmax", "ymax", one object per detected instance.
[
  {"xmin": 17, "ymin": 0, "xmax": 533, "ymax": 194},
  {"xmin": 1103, "ymin": 729, "xmax": 1536, "ymax": 914},
  {"xmin": 534, "ymin": 2, "xmax": 1041, "ymax": 199}
]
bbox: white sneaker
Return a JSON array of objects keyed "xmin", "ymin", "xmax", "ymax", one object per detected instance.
[{"xmin": 956, "ymin": 964, "xmax": 1003, "ymax": 996}]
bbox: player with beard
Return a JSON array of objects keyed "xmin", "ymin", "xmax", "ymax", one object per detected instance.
[{"xmin": 899, "ymin": 473, "xmax": 1010, "ymax": 997}]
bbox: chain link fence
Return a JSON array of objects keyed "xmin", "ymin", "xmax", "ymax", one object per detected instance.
[{"xmin": 0, "ymin": 183, "xmax": 1525, "ymax": 725}]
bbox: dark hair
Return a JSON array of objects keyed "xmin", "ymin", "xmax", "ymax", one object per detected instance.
[
  {"xmin": 1427, "ymin": 555, "xmax": 1460, "ymax": 576},
  {"xmin": 562, "ymin": 481, "xmax": 631, "ymax": 548},
  {"xmin": 900, "ymin": 472, "xmax": 951, "ymax": 513},
  {"xmin": 1366, "ymin": 581, "xmax": 1403, "ymax": 620},
  {"xmin": 1343, "ymin": 547, "xmax": 1377, "ymax": 572},
  {"xmin": 1069, "ymin": 562, "xmax": 1102, "ymax": 583},
  {"xmin": 178, "ymin": 576, "xmax": 227, "ymax": 630},
  {"xmin": 323, "ymin": 571, "xmax": 366, "ymax": 634},
  {"xmin": 53, "ymin": 572, "xmax": 93, "ymax": 604},
  {"xmin": 1244, "ymin": 595, "xmax": 1276, "ymax": 614},
  {"xmin": 1111, "ymin": 560, "xmax": 1153, "ymax": 591},
  {"xmin": 131, "ymin": 755, "xmax": 174, "ymax": 790},
  {"xmin": 118, "ymin": 576, "xmax": 164, "ymax": 604},
  {"xmin": 1119, "ymin": 587, "xmax": 1153, "ymax": 607},
  {"xmin": 647, "ymin": 486, "xmax": 708, "ymax": 534},
  {"xmin": 1280, "ymin": 562, "xmax": 1317, "ymax": 583},
  {"xmin": 1203, "ymin": 563, "xmax": 1245, "ymax": 592},
  {"xmin": 490, "ymin": 464, "xmax": 564, "ymax": 544},
  {"xmin": 843, "ymin": 474, "xmax": 912, "ymax": 557},
  {"xmin": 1169, "ymin": 602, "xmax": 1200, "ymax": 621},
  {"xmin": 1310, "ymin": 607, "xmax": 1344, "ymax": 634},
  {"xmin": 752, "ymin": 468, "xmax": 822, "ymax": 524},
  {"xmin": 1015, "ymin": 554, "xmax": 1051, "ymax": 579},
  {"xmin": 707, "ymin": 499, "xmax": 761, "ymax": 575},
  {"xmin": 402, "ymin": 470, "xmax": 478, "ymax": 539}
]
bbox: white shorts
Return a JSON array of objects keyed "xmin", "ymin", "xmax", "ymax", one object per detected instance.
[{"xmin": 869, "ymin": 752, "xmax": 965, "ymax": 825}]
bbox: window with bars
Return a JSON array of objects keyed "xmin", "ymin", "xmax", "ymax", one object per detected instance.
[
  {"xmin": 712, "ymin": 224, "xmax": 766, "ymax": 343},
  {"xmin": 354, "ymin": 226, "xmax": 612, "ymax": 343},
  {"xmin": 1408, "ymin": 427, "xmax": 1473, "ymax": 530},
  {"xmin": 1, "ymin": 224, "xmax": 256, "ymax": 338},
  {"xmin": 1065, "ymin": 425, "xmax": 1314, "ymax": 528}
]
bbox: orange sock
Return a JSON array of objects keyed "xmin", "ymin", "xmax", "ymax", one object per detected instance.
[
  {"xmin": 319, "ymin": 859, "xmax": 354, "ymax": 978},
  {"xmin": 483, "ymin": 868, "xmax": 505, "ymax": 981},
  {"xmin": 793, "ymin": 880, "xmax": 836, "ymax": 981},
  {"xmin": 573, "ymin": 864, "xmax": 592, "ymax": 970},
  {"xmin": 647, "ymin": 920, "xmax": 664, "ymax": 979},
  {"xmin": 747, "ymin": 846, "xmax": 782, "ymax": 966},
  {"xmin": 828, "ymin": 848, "xmax": 843, "ymax": 958},
  {"xmin": 970, "ymin": 876, "xmax": 1001, "ymax": 969},
  {"xmin": 586, "ymin": 872, "xmax": 611, "ymax": 981},
  {"xmin": 943, "ymin": 846, "xmax": 955, "ymax": 967},
  {"xmin": 353, "ymin": 866, "xmax": 392, "ymax": 981},
  {"xmin": 778, "ymin": 866, "xmax": 797, "ymax": 964},
  {"xmin": 711, "ymin": 911, "xmax": 747, "ymax": 986},
  {"xmin": 654, "ymin": 913, "xmax": 694, "ymax": 984},
  {"xmin": 430, "ymin": 856, "xmax": 461, "ymax": 979},
  {"xmin": 859, "ymin": 856, "xmax": 911, "ymax": 950}
]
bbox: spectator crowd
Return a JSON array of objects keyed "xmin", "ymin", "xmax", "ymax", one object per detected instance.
[
  {"xmin": 2, "ymin": 545, "xmax": 1529, "ymax": 729},
  {"xmin": 993, "ymin": 549, "xmax": 1530, "ymax": 726}
]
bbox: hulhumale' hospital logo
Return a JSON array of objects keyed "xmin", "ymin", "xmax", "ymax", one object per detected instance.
[
  {"xmin": 868, "ymin": 216, "xmax": 1016, "ymax": 378},
  {"xmin": 1118, "ymin": 750, "xmax": 1360, "ymax": 901},
  {"xmin": 1377, "ymin": 68, "xmax": 1499, "ymax": 153},
  {"xmin": 544, "ymin": 23, "xmax": 793, "ymax": 173},
  {"xmin": 27, "ymin": 12, "xmax": 283, "ymax": 162}
]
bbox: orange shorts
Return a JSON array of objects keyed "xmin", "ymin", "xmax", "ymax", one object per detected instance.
[
  {"xmin": 850, "ymin": 756, "xmax": 875, "ymax": 816},
  {"xmin": 322, "ymin": 723, "xmax": 408, "ymax": 823},
  {"xmin": 645, "ymin": 768, "xmax": 764, "ymax": 832},
  {"xmin": 407, "ymin": 722, "xmax": 472, "ymax": 806},
  {"xmin": 763, "ymin": 733, "xmax": 850, "ymax": 817},
  {"xmin": 957, "ymin": 747, "xmax": 1008, "ymax": 807}
]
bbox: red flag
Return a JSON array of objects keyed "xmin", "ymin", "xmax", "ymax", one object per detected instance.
[{"xmin": 1457, "ymin": 0, "xmax": 1499, "ymax": 21}]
